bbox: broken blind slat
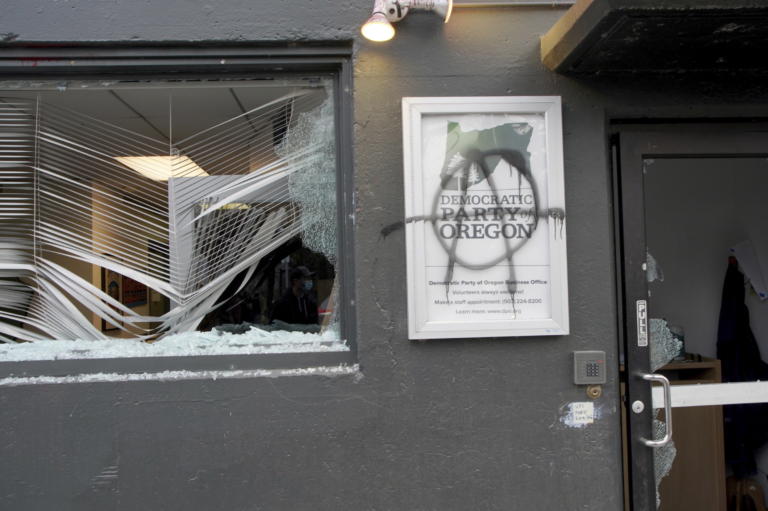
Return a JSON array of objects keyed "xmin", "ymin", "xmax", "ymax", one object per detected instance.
[{"xmin": 0, "ymin": 82, "xmax": 342, "ymax": 354}]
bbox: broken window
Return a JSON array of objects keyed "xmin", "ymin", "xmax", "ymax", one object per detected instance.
[{"xmin": 0, "ymin": 78, "xmax": 347, "ymax": 360}]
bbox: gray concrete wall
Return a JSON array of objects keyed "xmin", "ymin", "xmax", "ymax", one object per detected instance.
[{"xmin": 2, "ymin": 1, "xmax": 768, "ymax": 510}]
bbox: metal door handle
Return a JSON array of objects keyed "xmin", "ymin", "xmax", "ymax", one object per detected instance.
[{"xmin": 639, "ymin": 373, "xmax": 673, "ymax": 448}]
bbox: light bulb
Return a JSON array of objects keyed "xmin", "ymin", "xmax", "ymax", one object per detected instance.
[{"xmin": 361, "ymin": 13, "xmax": 395, "ymax": 42}]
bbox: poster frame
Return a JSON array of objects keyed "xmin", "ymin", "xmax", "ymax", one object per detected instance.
[{"xmin": 402, "ymin": 96, "xmax": 569, "ymax": 339}]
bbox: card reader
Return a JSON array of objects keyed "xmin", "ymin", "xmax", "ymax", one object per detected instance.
[{"xmin": 573, "ymin": 351, "xmax": 607, "ymax": 385}]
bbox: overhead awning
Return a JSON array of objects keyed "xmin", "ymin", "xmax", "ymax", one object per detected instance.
[{"xmin": 541, "ymin": 0, "xmax": 768, "ymax": 74}]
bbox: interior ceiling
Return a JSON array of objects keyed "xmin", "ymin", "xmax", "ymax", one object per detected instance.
[
  {"xmin": 0, "ymin": 80, "xmax": 318, "ymax": 146},
  {"xmin": 0, "ymin": 80, "xmax": 325, "ymax": 202},
  {"xmin": 541, "ymin": 0, "xmax": 768, "ymax": 75}
]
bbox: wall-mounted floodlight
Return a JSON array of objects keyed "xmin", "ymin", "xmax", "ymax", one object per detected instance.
[{"xmin": 361, "ymin": 0, "xmax": 453, "ymax": 42}]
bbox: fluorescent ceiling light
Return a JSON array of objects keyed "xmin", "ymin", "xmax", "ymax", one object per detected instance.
[
  {"xmin": 115, "ymin": 155, "xmax": 209, "ymax": 182},
  {"xmin": 198, "ymin": 202, "xmax": 251, "ymax": 211}
]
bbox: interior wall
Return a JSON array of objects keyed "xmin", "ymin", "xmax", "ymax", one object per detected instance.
[
  {"xmin": 91, "ymin": 182, "xmax": 159, "ymax": 335},
  {"xmin": 645, "ymin": 157, "xmax": 768, "ymax": 358},
  {"xmin": 39, "ymin": 181, "xmax": 94, "ymax": 326}
]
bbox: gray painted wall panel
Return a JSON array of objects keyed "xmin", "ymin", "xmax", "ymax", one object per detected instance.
[{"xmin": 2, "ymin": 1, "xmax": 768, "ymax": 509}]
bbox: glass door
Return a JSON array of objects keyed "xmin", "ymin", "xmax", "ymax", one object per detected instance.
[{"xmin": 615, "ymin": 125, "xmax": 768, "ymax": 511}]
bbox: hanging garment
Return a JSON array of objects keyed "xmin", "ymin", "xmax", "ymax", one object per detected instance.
[{"xmin": 717, "ymin": 257, "xmax": 768, "ymax": 477}]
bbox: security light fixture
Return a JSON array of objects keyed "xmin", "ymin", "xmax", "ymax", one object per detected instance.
[{"xmin": 361, "ymin": 0, "xmax": 453, "ymax": 42}]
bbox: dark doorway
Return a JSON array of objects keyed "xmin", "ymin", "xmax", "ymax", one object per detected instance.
[{"xmin": 613, "ymin": 124, "xmax": 768, "ymax": 511}]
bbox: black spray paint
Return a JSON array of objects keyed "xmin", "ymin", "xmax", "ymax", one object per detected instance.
[{"xmin": 382, "ymin": 147, "xmax": 565, "ymax": 309}]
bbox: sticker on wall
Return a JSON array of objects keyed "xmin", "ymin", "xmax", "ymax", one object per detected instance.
[
  {"xmin": 401, "ymin": 96, "xmax": 568, "ymax": 339},
  {"xmin": 560, "ymin": 401, "xmax": 595, "ymax": 428}
]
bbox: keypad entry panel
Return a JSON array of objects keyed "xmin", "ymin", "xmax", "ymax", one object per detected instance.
[{"xmin": 573, "ymin": 351, "xmax": 607, "ymax": 385}]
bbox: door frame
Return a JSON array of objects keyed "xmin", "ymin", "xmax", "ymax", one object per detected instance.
[{"xmin": 612, "ymin": 122, "xmax": 768, "ymax": 511}]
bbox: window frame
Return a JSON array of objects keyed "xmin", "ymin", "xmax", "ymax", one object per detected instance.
[{"xmin": 0, "ymin": 43, "xmax": 357, "ymax": 378}]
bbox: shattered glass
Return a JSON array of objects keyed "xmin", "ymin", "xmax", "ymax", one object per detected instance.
[
  {"xmin": 653, "ymin": 414, "xmax": 678, "ymax": 508},
  {"xmin": 0, "ymin": 78, "xmax": 344, "ymax": 354},
  {"xmin": 646, "ymin": 251, "xmax": 665, "ymax": 283},
  {"xmin": 277, "ymin": 87, "xmax": 338, "ymax": 263},
  {"xmin": 649, "ymin": 318, "xmax": 680, "ymax": 507},
  {"xmin": 649, "ymin": 318, "xmax": 682, "ymax": 372}
]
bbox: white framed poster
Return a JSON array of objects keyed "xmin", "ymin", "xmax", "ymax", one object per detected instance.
[{"xmin": 402, "ymin": 96, "xmax": 568, "ymax": 339}]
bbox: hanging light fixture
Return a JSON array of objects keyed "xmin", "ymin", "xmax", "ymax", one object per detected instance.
[{"xmin": 361, "ymin": 0, "xmax": 453, "ymax": 42}]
